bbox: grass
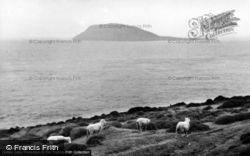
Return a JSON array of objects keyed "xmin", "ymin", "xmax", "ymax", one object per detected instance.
[
  {"xmin": 215, "ymin": 112, "xmax": 250, "ymax": 124},
  {"xmin": 190, "ymin": 120, "xmax": 210, "ymax": 132},
  {"xmin": 175, "ymin": 110, "xmax": 201, "ymax": 120},
  {"xmin": 105, "ymin": 141, "xmax": 132, "ymax": 154},
  {"xmin": 44, "ymin": 127, "xmax": 61, "ymax": 137},
  {"xmin": 126, "ymin": 144, "xmax": 172, "ymax": 156},
  {"xmin": 203, "ymin": 106, "xmax": 213, "ymax": 111},
  {"xmin": 218, "ymin": 99, "xmax": 248, "ymax": 109},
  {"xmin": 70, "ymin": 127, "xmax": 87, "ymax": 140},
  {"xmin": 1, "ymin": 95, "xmax": 250, "ymax": 156},
  {"xmin": 59, "ymin": 126, "xmax": 75, "ymax": 136},
  {"xmin": 121, "ymin": 121, "xmax": 138, "ymax": 130},
  {"xmin": 109, "ymin": 121, "xmax": 122, "ymax": 128},
  {"xmin": 105, "ymin": 133, "xmax": 172, "ymax": 155},
  {"xmin": 154, "ymin": 120, "xmax": 177, "ymax": 131},
  {"xmin": 239, "ymin": 146, "xmax": 250, "ymax": 156},
  {"xmin": 64, "ymin": 143, "xmax": 87, "ymax": 151},
  {"xmin": 121, "ymin": 140, "xmax": 185, "ymax": 156},
  {"xmin": 240, "ymin": 132, "xmax": 250, "ymax": 144},
  {"xmin": 86, "ymin": 134, "xmax": 105, "ymax": 146}
]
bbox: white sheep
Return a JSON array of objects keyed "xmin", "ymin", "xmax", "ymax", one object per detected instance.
[
  {"xmin": 176, "ymin": 117, "xmax": 191, "ymax": 137},
  {"xmin": 86, "ymin": 119, "xmax": 107, "ymax": 137},
  {"xmin": 136, "ymin": 118, "xmax": 151, "ymax": 132},
  {"xmin": 47, "ymin": 135, "xmax": 72, "ymax": 143}
]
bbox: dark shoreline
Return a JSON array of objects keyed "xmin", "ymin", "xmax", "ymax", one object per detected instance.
[{"xmin": 3, "ymin": 95, "xmax": 249, "ymax": 131}]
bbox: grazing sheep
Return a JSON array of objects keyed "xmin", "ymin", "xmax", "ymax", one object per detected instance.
[
  {"xmin": 47, "ymin": 135, "xmax": 72, "ymax": 143},
  {"xmin": 136, "ymin": 118, "xmax": 151, "ymax": 132},
  {"xmin": 176, "ymin": 117, "xmax": 191, "ymax": 137},
  {"xmin": 86, "ymin": 119, "xmax": 107, "ymax": 137}
]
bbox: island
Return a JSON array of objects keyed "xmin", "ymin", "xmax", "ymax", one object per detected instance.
[{"xmin": 72, "ymin": 23, "xmax": 187, "ymax": 41}]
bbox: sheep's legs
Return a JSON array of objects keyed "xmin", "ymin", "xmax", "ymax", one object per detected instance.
[
  {"xmin": 87, "ymin": 130, "xmax": 89, "ymax": 138},
  {"xmin": 175, "ymin": 127, "xmax": 179, "ymax": 138},
  {"xmin": 184, "ymin": 129, "xmax": 189, "ymax": 137},
  {"xmin": 97, "ymin": 128, "xmax": 101, "ymax": 134},
  {"xmin": 136, "ymin": 123, "xmax": 140, "ymax": 132}
]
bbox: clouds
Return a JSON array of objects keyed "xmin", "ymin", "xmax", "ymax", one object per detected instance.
[{"xmin": 0, "ymin": 0, "xmax": 249, "ymax": 40}]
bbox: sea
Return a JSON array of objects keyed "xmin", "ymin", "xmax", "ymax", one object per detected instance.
[{"xmin": 0, "ymin": 40, "xmax": 250, "ymax": 128}]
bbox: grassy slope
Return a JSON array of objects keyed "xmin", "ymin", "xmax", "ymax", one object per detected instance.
[
  {"xmin": 1, "ymin": 95, "xmax": 250, "ymax": 156},
  {"xmin": 89, "ymin": 117, "xmax": 250, "ymax": 156}
]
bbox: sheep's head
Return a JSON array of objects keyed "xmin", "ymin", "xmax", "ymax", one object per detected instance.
[
  {"xmin": 66, "ymin": 137, "xmax": 72, "ymax": 143},
  {"xmin": 185, "ymin": 117, "xmax": 190, "ymax": 122},
  {"xmin": 100, "ymin": 119, "xmax": 107, "ymax": 126}
]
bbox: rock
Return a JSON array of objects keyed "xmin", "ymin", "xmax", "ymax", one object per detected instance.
[
  {"xmin": 48, "ymin": 140, "xmax": 67, "ymax": 145},
  {"xmin": 190, "ymin": 120, "xmax": 210, "ymax": 132},
  {"xmin": 0, "ymin": 129, "xmax": 11, "ymax": 138},
  {"xmin": 109, "ymin": 121, "xmax": 122, "ymax": 128},
  {"xmin": 187, "ymin": 103, "xmax": 201, "ymax": 107},
  {"xmin": 218, "ymin": 99, "xmax": 247, "ymax": 109},
  {"xmin": 44, "ymin": 127, "xmax": 62, "ymax": 137},
  {"xmin": 154, "ymin": 120, "xmax": 177, "ymax": 130},
  {"xmin": 136, "ymin": 111, "xmax": 145, "ymax": 116},
  {"xmin": 64, "ymin": 143, "xmax": 87, "ymax": 151},
  {"xmin": 170, "ymin": 102, "xmax": 186, "ymax": 107},
  {"xmin": 204, "ymin": 99, "xmax": 215, "ymax": 105},
  {"xmin": 18, "ymin": 133, "xmax": 44, "ymax": 140},
  {"xmin": 59, "ymin": 126, "xmax": 74, "ymax": 137},
  {"xmin": 86, "ymin": 134, "xmax": 105, "ymax": 147},
  {"xmin": 239, "ymin": 146, "xmax": 250, "ymax": 156},
  {"xmin": 127, "ymin": 106, "xmax": 160, "ymax": 114},
  {"xmin": 214, "ymin": 96, "xmax": 229, "ymax": 102},
  {"xmin": 77, "ymin": 121, "xmax": 89, "ymax": 127},
  {"xmin": 109, "ymin": 111, "xmax": 120, "ymax": 116},
  {"xmin": 215, "ymin": 112, "xmax": 250, "ymax": 125},
  {"xmin": 240, "ymin": 132, "xmax": 250, "ymax": 144},
  {"xmin": 70, "ymin": 127, "xmax": 87, "ymax": 140},
  {"xmin": 8, "ymin": 127, "xmax": 20, "ymax": 133}
]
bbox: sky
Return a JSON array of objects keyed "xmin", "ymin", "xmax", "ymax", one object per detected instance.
[{"xmin": 0, "ymin": 0, "xmax": 249, "ymax": 40}]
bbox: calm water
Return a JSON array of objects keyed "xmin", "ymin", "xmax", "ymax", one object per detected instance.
[{"xmin": 0, "ymin": 41, "xmax": 250, "ymax": 128}]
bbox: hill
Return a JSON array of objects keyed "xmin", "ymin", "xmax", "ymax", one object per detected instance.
[{"xmin": 73, "ymin": 23, "xmax": 185, "ymax": 41}]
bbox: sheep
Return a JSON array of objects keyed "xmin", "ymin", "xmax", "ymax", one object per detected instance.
[
  {"xmin": 86, "ymin": 119, "xmax": 107, "ymax": 137},
  {"xmin": 136, "ymin": 118, "xmax": 151, "ymax": 132},
  {"xmin": 176, "ymin": 117, "xmax": 191, "ymax": 137},
  {"xmin": 47, "ymin": 135, "xmax": 72, "ymax": 143}
]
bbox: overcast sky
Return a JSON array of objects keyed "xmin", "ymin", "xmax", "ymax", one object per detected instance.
[{"xmin": 0, "ymin": 0, "xmax": 249, "ymax": 40}]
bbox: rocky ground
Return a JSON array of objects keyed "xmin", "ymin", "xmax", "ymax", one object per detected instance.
[{"xmin": 1, "ymin": 95, "xmax": 250, "ymax": 156}]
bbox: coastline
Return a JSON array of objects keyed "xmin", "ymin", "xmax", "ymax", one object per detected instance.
[
  {"xmin": 1, "ymin": 95, "xmax": 250, "ymax": 155},
  {"xmin": 1, "ymin": 94, "xmax": 248, "ymax": 129}
]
